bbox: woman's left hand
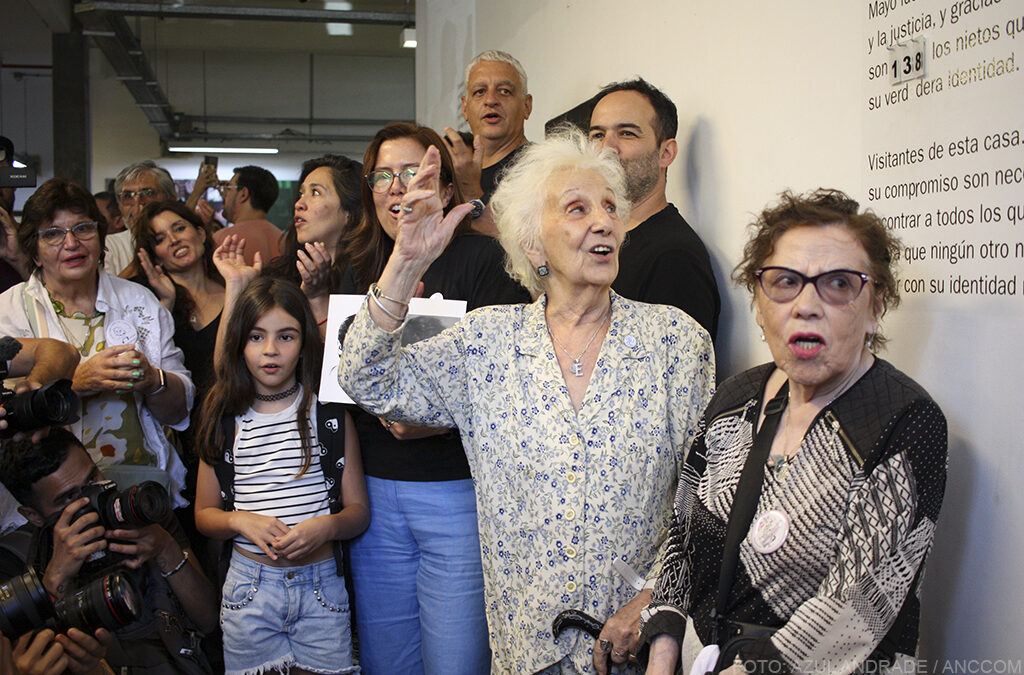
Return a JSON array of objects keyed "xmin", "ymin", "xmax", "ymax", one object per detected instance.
[
  {"xmin": 72, "ymin": 345, "xmax": 150, "ymax": 395},
  {"xmin": 391, "ymin": 145, "xmax": 475, "ymax": 272},
  {"xmin": 137, "ymin": 248, "xmax": 175, "ymax": 311},
  {"xmin": 272, "ymin": 515, "xmax": 334, "ymax": 560},
  {"xmin": 297, "ymin": 241, "xmax": 331, "ymax": 299}
]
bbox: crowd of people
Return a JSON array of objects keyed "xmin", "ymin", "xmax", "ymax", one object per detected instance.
[{"xmin": 0, "ymin": 49, "xmax": 946, "ymax": 675}]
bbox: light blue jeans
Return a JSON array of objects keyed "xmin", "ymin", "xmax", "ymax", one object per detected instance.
[
  {"xmin": 349, "ymin": 476, "xmax": 490, "ymax": 675},
  {"xmin": 220, "ymin": 553, "xmax": 358, "ymax": 675}
]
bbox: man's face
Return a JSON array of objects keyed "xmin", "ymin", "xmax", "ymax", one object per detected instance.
[
  {"xmin": 23, "ymin": 445, "xmax": 102, "ymax": 524},
  {"xmin": 461, "ymin": 61, "xmax": 532, "ymax": 144},
  {"xmin": 118, "ymin": 172, "xmax": 171, "ymax": 231},
  {"xmin": 222, "ymin": 172, "xmax": 242, "ymax": 223},
  {"xmin": 589, "ymin": 90, "xmax": 672, "ymax": 203},
  {"xmin": 95, "ymin": 196, "xmax": 125, "ymax": 234}
]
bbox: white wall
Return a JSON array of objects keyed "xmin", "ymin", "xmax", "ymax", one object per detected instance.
[{"xmin": 417, "ymin": 0, "xmax": 1024, "ymax": 667}]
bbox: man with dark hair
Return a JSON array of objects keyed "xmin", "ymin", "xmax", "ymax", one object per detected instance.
[
  {"xmin": 106, "ymin": 161, "xmax": 179, "ymax": 275},
  {"xmin": 589, "ymin": 78, "xmax": 721, "ymax": 340},
  {"xmin": 93, "ymin": 191, "xmax": 126, "ymax": 234},
  {"xmin": 212, "ymin": 165, "xmax": 283, "ymax": 265},
  {"xmin": 0, "ymin": 429, "xmax": 218, "ymax": 672}
]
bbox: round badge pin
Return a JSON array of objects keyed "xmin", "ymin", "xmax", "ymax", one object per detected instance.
[
  {"xmin": 105, "ymin": 319, "xmax": 138, "ymax": 346},
  {"xmin": 749, "ymin": 509, "xmax": 790, "ymax": 554}
]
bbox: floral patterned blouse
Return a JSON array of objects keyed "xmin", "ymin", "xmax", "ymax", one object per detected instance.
[{"xmin": 339, "ymin": 292, "xmax": 715, "ymax": 674}]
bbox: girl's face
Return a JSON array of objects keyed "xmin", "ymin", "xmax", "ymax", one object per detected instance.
[
  {"xmin": 294, "ymin": 166, "xmax": 348, "ymax": 252},
  {"xmin": 244, "ymin": 305, "xmax": 303, "ymax": 396}
]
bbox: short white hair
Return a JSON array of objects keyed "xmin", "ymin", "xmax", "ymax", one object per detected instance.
[
  {"xmin": 490, "ymin": 125, "xmax": 630, "ymax": 296},
  {"xmin": 464, "ymin": 50, "xmax": 528, "ymax": 97}
]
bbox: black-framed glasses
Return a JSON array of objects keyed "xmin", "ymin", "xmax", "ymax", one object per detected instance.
[
  {"xmin": 38, "ymin": 221, "xmax": 100, "ymax": 247},
  {"xmin": 754, "ymin": 266, "xmax": 871, "ymax": 306},
  {"xmin": 367, "ymin": 167, "xmax": 418, "ymax": 194},
  {"xmin": 118, "ymin": 187, "xmax": 160, "ymax": 202}
]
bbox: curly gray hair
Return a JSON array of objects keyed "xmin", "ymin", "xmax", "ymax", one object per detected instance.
[{"xmin": 490, "ymin": 125, "xmax": 630, "ymax": 296}]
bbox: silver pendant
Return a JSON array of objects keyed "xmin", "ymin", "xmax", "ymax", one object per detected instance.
[{"xmin": 570, "ymin": 359, "xmax": 583, "ymax": 376}]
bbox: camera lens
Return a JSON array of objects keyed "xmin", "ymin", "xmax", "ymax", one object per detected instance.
[
  {"xmin": 0, "ymin": 570, "xmax": 56, "ymax": 638},
  {"xmin": 0, "ymin": 379, "xmax": 79, "ymax": 436},
  {"xmin": 54, "ymin": 571, "xmax": 141, "ymax": 633},
  {"xmin": 102, "ymin": 481, "xmax": 171, "ymax": 527}
]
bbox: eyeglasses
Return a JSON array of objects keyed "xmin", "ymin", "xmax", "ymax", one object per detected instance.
[
  {"xmin": 118, "ymin": 187, "xmax": 160, "ymax": 202},
  {"xmin": 38, "ymin": 221, "xmax": 100, "ymax": 247},
  {"xmin": 754, "ymin": 266, "xmax": 871, "ymax": 306},
  {"xmin": 367, "ymin": 168, "xmax": 418, "ymax": 194},
  {"xmin": 217, "ymin": 182, "xmax": 240, "ymax": 193}
]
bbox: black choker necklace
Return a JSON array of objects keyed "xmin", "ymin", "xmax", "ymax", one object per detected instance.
[{"xmin": 255, "ymin": 381, "xmax": 299, "ymax": 402}]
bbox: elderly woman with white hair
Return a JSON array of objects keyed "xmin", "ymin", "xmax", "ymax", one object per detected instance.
[{"xmin": 339, "ymin": 127, "xmax": 715, "ymax": 674}]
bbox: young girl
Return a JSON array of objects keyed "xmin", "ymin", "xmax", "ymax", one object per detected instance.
[{"xmin": 195, "ymin": 276, "xmax": 368, "ymax": 675}]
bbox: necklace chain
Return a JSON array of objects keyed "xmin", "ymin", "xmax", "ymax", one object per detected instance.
[
  {"xmin": 255, "ymin": 381, "xmax": 299, "ymax": 402},
  {"xmin": 546, "ymin": 310, "xmax": 609, "ymax": 377}
]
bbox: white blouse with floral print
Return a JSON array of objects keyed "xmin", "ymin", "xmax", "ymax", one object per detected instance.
[{"xmin": 340, "ymin": 292, "xmax": 715, "ymax": 674}]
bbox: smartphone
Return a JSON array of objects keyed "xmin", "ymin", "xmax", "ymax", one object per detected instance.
[
  {"xmin": 444, "ymin": 131, "xmax": 475, "ymax": 148},
  {"xmin": 203, "ymin": 155, "xmax": 219, "ymax": 171}
]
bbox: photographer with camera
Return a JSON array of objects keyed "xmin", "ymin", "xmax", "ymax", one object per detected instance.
[{"xmin": 0, "ymin": 429, "xmax": 218, "ymax": 673}]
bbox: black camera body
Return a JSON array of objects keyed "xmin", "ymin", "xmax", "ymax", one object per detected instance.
[
  {"xmin": 71, "ymin": 480, "xmax": 172, "ymax": 578},
  {"xmin": 0, "ymin": 166, "xmax": 36, "ymax": 189},
  {"xmin": 0, "ymin": 378, "xmax": 80, "ymax": 438},
  {"xmin": 0, "ymin": 568, "xmax": 140, "ymax": 639}
]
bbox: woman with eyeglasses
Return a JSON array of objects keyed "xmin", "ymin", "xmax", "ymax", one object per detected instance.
[
  {"xmin": 639, "ymin": 190, "xmax": 948, "ymax": 675},
  {"xmin": 339, "ymin": 122, "xmax": 528, "ymax": 675},
  {"xmin": 0, "ymin": 178, "xmax": 192, "ymax": 512}
]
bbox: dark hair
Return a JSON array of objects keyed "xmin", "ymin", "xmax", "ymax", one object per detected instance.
[
  {"xmin": 733, "ymin": 188, "xmax": 901, "ymax": 350},
  {"xmin": 264, "ymin": 154, "xmax": 362, "ymax": 288},
  {"xmin": 135, "ymin": 200, "xmax": 224, "ymax": 327},
  {"xmin": 233, "ymin": 165, "xmax": 279, "ymax": 213},
  {"xmin": 0, "ymin": 428, "xmax": 84, "ymax": 507},
  {"xmin": 594, "ymin": 77, "xmax": 678, "ymax": 145},
  {"xmin": 343, "ymin": 122, "xmax": 470, "ymax": 291},
  {"xmin": 19, "ymin": 178, "xmax": 109, "ymax": 268},
  {"xmin": 93, "ymin": 191, "xmax": 122, "ymax": 217},
  {"xmin": 196, "ymin": 277, "xmax": 323, "ymax": 475}
]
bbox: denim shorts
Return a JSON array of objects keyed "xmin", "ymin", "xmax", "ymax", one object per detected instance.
[{"xmin": 220, "ymin": 552, "xmax": 359, "ymax": 675}]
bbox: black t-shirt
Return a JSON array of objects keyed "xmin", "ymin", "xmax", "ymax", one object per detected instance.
[
  {"xmin": 341, "ymin": 233, "xmax": 530, "ymax": 482},
  {"xmin": 612, "ymin": 204, "xmax": 721, "ymax": 341},
  {"xmin": 479, "ymin": 143, "xmax": 528, "ymax": 203}
]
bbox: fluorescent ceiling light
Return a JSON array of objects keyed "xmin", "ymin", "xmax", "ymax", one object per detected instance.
[
  {"xmin": 167, "ymin": 146, "xmax": 279, "ymax": 155},
  {"xmin": 326, "ymin": 1, "xmax": 353, "ymax": 36},
  {"xmin": 401, "ymin": 27, "xmax": 416, "ymax": 48}
]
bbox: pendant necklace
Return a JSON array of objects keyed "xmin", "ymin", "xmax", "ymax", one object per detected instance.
[{"xmin": 547, "ymin": 310, "xmax": 609, "ymax": 377}]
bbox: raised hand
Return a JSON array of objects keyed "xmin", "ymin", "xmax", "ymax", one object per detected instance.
[
  {"xmin": 392, "ymin": 144, "xmax": 475, "ymax": 272},
  {"xmin": 297, "ymin": 241, "xmax": 332, "ymax": 300},
  {"xmin": 137, "ymin": 248, "xmax": 176, "ymax": 311},
  {"xmin": 213, "ymin": 234, "xmax": 261, "ymax": 291},
  {"xmin": 443, "ymin": 127, "xmax": 484, "ymax": 201}
]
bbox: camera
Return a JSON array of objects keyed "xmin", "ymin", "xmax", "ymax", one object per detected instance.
[
  {"xmin": 0, "ymin": 568, "xmax": 140, "ymax": 639},
  {"xmin": 0, "ymin": 378, "xmax": 80, "ymax": 438},
  {"xmin": 73, "ymin": 480, "xmax": 171, "ymax": 531},
  {"xmin": 70, "ymin": 480, "xmax": 172, "ymax": 577}
]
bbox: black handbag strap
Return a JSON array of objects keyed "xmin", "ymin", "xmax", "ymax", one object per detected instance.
[{"xmin": 711, "ymin": 380, "xmax": 789, "ymax": 642}]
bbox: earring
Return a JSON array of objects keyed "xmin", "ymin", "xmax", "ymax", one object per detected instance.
[
  {"xmin": 759, "ymin": 327, "xmax": 766, "ymax": 342},
  {"xmin": 537, "ymin": 264, "xmax": 550, "ymax": 277},
  {"xmin": 865, "ymin": 332, "xmax": 876, "ymax": 349}
]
